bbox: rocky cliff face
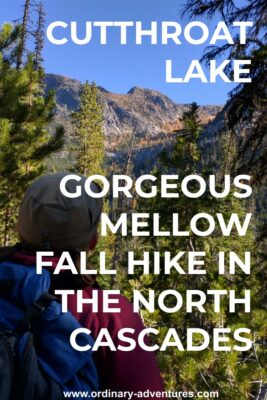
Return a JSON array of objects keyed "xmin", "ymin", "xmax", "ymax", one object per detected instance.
[
  {"xmin": 45, "ymin": 73, "xmax": 222, "ymax": 151},
  {"xmin": 45, "ymin": 74, "xmax": 265, "ymax": 233}
]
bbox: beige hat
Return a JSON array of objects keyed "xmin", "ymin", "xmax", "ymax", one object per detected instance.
[{"xmin": 18, "ymin": 172, "xmax": 103, "ymax": 251}]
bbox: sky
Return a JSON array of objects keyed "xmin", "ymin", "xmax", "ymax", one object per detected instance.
[{"xmin": 0, "ymin": 0, "xmax": 240, "ymax": 105}]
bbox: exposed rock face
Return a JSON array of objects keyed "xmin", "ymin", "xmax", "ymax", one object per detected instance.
[
  {"xmin": 45, "ymin": 73, "xmax": 222, "ymax": 150},
  {"xmin": 45, "ymin": 74, "xmax": 266, "ymax": 233}
]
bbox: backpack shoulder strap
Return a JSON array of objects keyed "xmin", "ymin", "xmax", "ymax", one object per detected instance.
[
  {"xmin": 16, "ymin": 293, "xmax": 59, "ymax": 333},
  {"xmin": 0, "ymin": 244, "xmax": 21, "ymax": 262}
]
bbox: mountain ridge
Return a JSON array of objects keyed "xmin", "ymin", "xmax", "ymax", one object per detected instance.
[{"xmin": 45, "ymin": 73, "xmax": 223, "ymax": 151}]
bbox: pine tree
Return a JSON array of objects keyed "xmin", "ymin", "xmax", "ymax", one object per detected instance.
[
  {"xmin": 73, "ymin": 81, "xmax": 105, "ymax": 176},
  {"xmin": 123, "ymin": 104, "xmax": 266, "ymax": 399},
  {"xmin": 0, "ymin": 22, "xmax": 64, "ymax": 244},
  {"xmin": 161, "ymin": 102, "xmax": 202, "ymax": 172},
  {"xmin": 0, "ymin": 23, "xmax": 20, "ymax": 62},
  {"xmin": 16, "ymin": 0, "xmax": 31, "ymax": 69},
  {"xmin": 34, "ymin": 2, "xmax": 45, "ymax": 71},
  {"xmin": 182, "ymin": 0, "xmax": 267, "ymax": 230},
  {"xmin": 110, "ymin": 128, "xmax": 137, "ymax": 289},
  {"xmin": 72, "ymin": 81, "xmax": 115, "ymax": 287}
]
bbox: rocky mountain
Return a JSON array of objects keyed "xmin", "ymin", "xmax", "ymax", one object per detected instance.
[
  {"xmin": 45, "ymin": 74, "xmax": 266, "ymax": 235},
  {"xmin": 45, "ymin": 74, "xmax": 222, "ymax": 152}
]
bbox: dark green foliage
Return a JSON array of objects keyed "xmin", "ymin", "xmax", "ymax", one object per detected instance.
[
  {"xmin": 0, "ymin": 23, "xmax": 21, "ymax": 63},
  {"xmin": 72, "ymin": 81, "xmax": 105, "ymax": 176},
  {"xmin": 162, "ymin": 102, "xmax": 203, "ymax": 171},
  {"xmin": 121, "ymin": 104, "xmax": 267, "ymax": 398},
  {"xmin": 0, "ymin": 21, "xmax": 64, "ymax": 244},
  {"xmin": 182, "ymin": 0, "xmax": 267, "ymax": 205},
  {"xmin": 72, "ymin": 81, "xmax": 114, "ymax": 287},
  {"xmin": 16, "ymin": 0, "xmax": 31, "ymax": 69},
  {"xmin": 34, "ymin": 2, "xmax": 45, "ymax": 71}
]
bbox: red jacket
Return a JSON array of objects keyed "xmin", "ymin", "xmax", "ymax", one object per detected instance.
[
  {"xmin": 68, "ymin": 288, "xmax": 164, "ymax": 393},
  {"xmin": 12, "ymin": 252, "xmax": 164, "ymax": 396}
]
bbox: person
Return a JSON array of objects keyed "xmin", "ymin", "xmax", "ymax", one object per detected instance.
[{"xmin": 4, "ymin": 172, "xmax": 164, "ymax": 398}]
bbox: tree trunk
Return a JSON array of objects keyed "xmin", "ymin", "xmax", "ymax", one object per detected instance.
[{"xmin": 16, "ymin": 0, "xmax": 31, "ymax": 69}]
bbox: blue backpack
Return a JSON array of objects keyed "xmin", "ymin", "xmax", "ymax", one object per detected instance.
[{"xmin": 0, "ymin": 260, "xmax": 99, "ymax": 400}]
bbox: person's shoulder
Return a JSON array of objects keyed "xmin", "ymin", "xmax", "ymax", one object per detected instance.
[
  {"xmin": 83, "ymin": 286, "xmax": 143, "ymax": 331},
  {"xmin": 83, "ymin": 286, "xmax": 135, "ymax": 311}
]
